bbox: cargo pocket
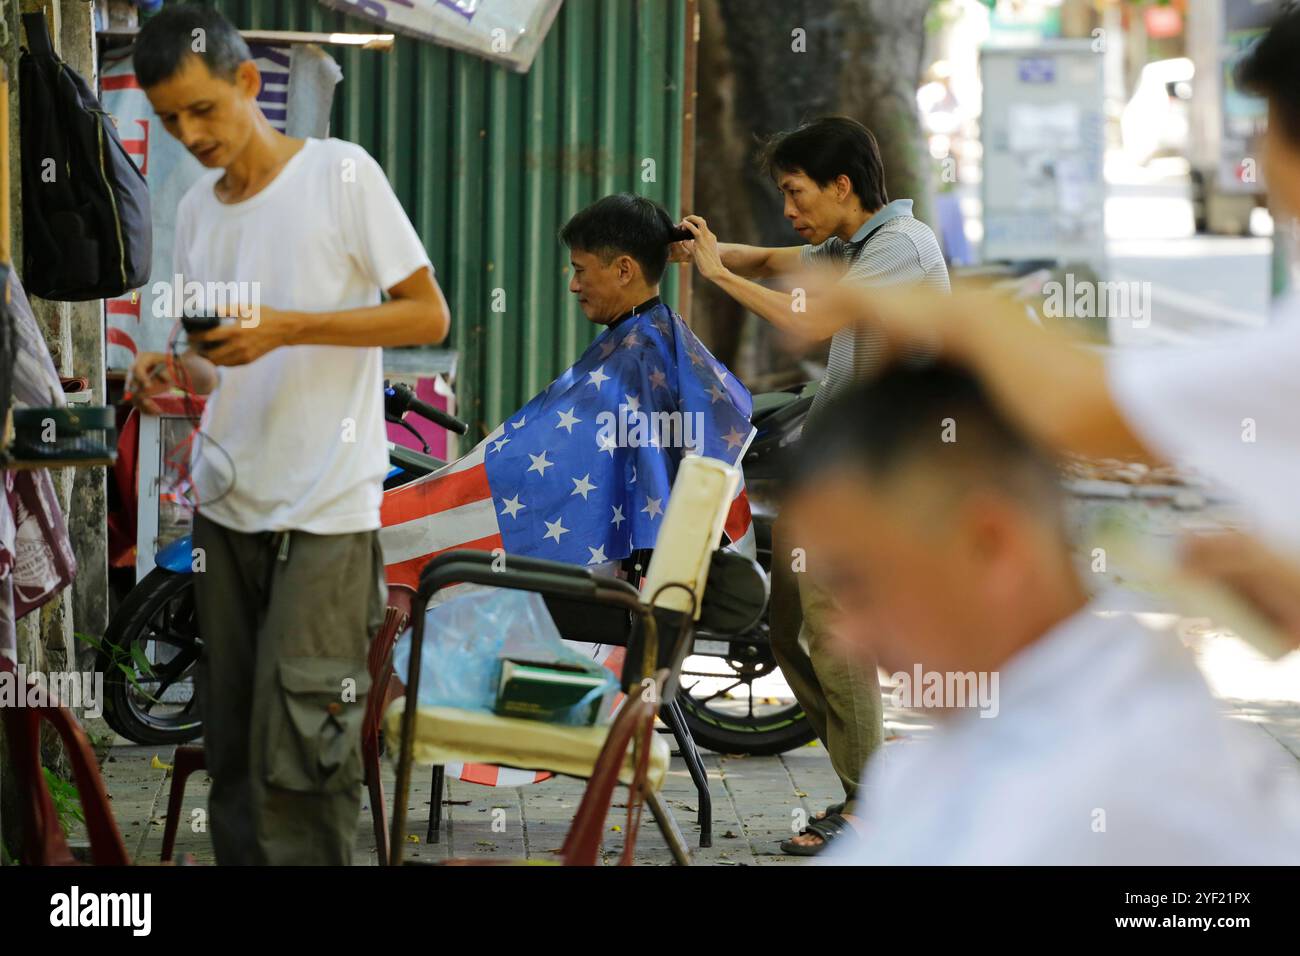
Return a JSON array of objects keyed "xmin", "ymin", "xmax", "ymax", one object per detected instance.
[{"xmin": 265, "ymin": 657, "xmax": 371, "ymax": 793}]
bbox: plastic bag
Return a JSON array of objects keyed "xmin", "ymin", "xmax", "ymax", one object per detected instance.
[{"xmin": 392, "ymin": 588, "xmax": 619, "ymax": 726}]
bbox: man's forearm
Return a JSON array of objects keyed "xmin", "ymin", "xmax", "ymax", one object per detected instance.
[
  {"xmin": 944, "ymin": 304, "xmax": 1155, "ymax": 462},
  {"xmin": 178, "ymin": 348, "xmax": 219, "ymax": 395},
  {"xmin": 719, "ymin": 243, "xmax": 804, "ymax": 279},
  {"xmin": 712, "ymin": 270, "xmax": 846, "ymax": 341},
  {"xmin": 281, "ymin": 295, "xmax": 448, "ymax": 349},
  {"xmin": 719, "ymin": 243, "xmax": 775, "ymax": 279}
]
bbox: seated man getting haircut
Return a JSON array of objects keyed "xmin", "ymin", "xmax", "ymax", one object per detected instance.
[
  {"xmin": 383, "ymin": 192, "xmax": 754, "ymax": 591},
  {"xmin": 785, "ymin": 361, "xmax": 1300, "ymax": 864},
  {"xmin": 381, "ymin": 194, "xmax": 753, "ymax": 787}
]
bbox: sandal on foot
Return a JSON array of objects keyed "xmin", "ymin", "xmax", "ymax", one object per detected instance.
[{"xmin": 780, "ymin": 811, "xmax": 858, "ymax": 857}]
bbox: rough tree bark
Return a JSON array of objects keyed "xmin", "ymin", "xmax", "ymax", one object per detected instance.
[{"xmin": 682, "ymin": 0, "xmax": 757, "ymax": 371}]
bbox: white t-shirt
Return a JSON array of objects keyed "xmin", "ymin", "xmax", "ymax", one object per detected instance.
[
  {"xmin": 172, "ymin": 137, "xmax": 432, "ymax": 534},
  {"xmin": 830, "ymin": 595, "xmax": 1300, "ymax": 865},
  {"xmin": 1108, "ymin": 296, "xmax": 1300, "ymax": 555}
]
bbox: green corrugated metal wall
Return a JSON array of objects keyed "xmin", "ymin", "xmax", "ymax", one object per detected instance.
[{"xmin": 202, "ymin": 0, "xmax": 689, "ymax": 438}]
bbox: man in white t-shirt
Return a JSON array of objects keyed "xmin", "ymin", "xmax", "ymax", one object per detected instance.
[
  {"xmin": 785, "ymin": 362, "xmax": 1300, "ymax": 864},
  {"xmin": 126, "ymin": 7, "xmax": 449, "ymax": 865}
]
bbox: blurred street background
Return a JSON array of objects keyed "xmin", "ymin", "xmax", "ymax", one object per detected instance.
[{"xmin": 688, "ymin": 0, "xmax": 1285, "ymax": 376}]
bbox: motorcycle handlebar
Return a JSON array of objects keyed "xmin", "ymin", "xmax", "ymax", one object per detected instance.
[
  {"xmin": 410, "ymin": 395, "xmax": 468, "ymax": 435},
  {"xmin": 385, "ymin": 381, "xmax": 469, "ymax": 435}
]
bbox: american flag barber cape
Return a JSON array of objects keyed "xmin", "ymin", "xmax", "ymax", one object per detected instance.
[{"xmin": 380, "ymin": 299, "xmax": 755, "ymax": 787}]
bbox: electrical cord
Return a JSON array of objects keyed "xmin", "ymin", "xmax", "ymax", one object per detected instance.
[{"xmin": 160, "ymin": 321, "xmax": 237, "ymax": 511}]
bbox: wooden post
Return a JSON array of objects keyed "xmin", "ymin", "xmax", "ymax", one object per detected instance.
[
  {"xmin": 0, "ymin": 0, "xmax": 21, "ymax": 865},
  {"xmin": 0, "ymin": 62, "xmax": 7, "ymax": 263},
  {"xmin": 14, "ymin": 1, "xmax": 74, "ymax": 706}
]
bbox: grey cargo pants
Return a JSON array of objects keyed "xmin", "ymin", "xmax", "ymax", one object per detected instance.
[{"xmin": 192, "ymin": 513, "xmax": 385, "ymax": 865}]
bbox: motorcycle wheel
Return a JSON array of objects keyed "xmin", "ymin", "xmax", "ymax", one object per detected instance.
[
  {"xmin": 676, "ymin": 623, "xmax": 818, "ymax": 757},
  {"xmin": 98, "ymin": 567, "xmax": 204, "ymax": 746}
]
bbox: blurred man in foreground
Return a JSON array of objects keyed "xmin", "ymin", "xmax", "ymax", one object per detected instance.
[
  {"xmin": 786, "ymin": 362, "xmax": 1300, "ymax": 863},
  {"xmin": 794, "ymin": 8, "xmax": 1300, "ymax": 649}
]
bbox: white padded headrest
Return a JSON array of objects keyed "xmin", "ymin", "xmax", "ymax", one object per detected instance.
[{"xmin": 642, "ymin": 455, "xmax": 740, "ymax": 619}]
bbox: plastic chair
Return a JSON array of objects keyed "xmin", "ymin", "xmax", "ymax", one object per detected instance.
[
  {"xmin": 0, "ymin": 656, "xmax": 130, "ymax": 866},
  {"xmin": 434, "ymin": 668, "xmax": 674, "ymax": 867},
  {"xmin": 387, "ymin": 553, "xmax": 697, "ymax": 866},
  {"xmin": 388, "ymin": 456, "xmax": 754, "ymax": 865}
]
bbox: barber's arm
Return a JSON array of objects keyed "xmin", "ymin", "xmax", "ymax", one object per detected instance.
[
  {"xmin": 812, "ymin": 281, "xmax": 1155, "ymax": 460},
  {"xmin": 669, "ymin": 228, "xmax": 804, "ymax": 278},
  {"xmin": 940, "ymin": 293, "xmax": 1153, "ymax": 461},
  {"xmin": 191, "ymin": 265, "xmax": 450, "ymax": 367},
  {"xmin": 714, "ymin": 241, "xmax": 805, "ymax": 278},
  {"xmin": 681, "ymin": 215, "xmax": 849, "ymax": 341},
  {"xmin": 1181, "ymin": 531, "xmax": 1300, "ymax": 652}
]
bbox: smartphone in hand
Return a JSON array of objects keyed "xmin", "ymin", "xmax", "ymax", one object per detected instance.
[{"xmin": 181, "ymin": 313, "xmax": 225, "ymax": 350}]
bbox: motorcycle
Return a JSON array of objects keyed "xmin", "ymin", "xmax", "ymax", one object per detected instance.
[
  {"xmin": 95, "ymin": 382, "xmax": 463, "ymax": 745},
  {"xmin": 96, "ymin": 382, "xmax": 821, "ymax": 756}
]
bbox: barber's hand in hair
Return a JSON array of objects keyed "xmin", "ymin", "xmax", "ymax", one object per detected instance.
[
  {"xmin": 667, "ymin": 233, "xmax": 695, "ymax": 264},
  {"xmin": 193, "ymin": 304, "xmax": 297, "ymax": 367},
  {"xmin": 1181, "ymin": 531, "xmax": 1300, "ymax": 653},
  {"xmin": 680, "ymin": 215, "xmax": 727, "ymax": 281}
]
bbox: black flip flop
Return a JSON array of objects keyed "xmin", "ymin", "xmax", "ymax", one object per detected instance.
[{"xmin": 780, "ymin": 811, "xmax": 858, "ymax": 857}]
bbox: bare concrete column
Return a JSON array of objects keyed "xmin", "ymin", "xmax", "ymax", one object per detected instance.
[{"xmin": 60, "ymin": 0, "xmax": 110, "ymax": 669}]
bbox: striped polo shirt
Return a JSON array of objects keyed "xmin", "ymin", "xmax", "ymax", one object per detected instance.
[{"xmin": 801, "ymin": 198, "xmax": 950, "ymax": 418}]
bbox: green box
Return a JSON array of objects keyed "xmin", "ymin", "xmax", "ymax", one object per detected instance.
[{"xmin": 493, "ymin": 659, "xmax": 609, "ymax": 726}]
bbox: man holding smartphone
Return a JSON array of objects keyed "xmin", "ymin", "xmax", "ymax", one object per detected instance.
[{"xmin": 126, "ymin": 6, "xmax": 449, "ymax": 865}]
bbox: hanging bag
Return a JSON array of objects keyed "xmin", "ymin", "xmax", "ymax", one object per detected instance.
[{"xmin": 19, "ymin": 12, "xmax": 151, "ymax": 301}]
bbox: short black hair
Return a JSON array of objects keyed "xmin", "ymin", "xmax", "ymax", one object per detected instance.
[
  {"xmin": 133, "ymin": 3, "xmax": 251, "ymax": 89},
  {"xmin": 789, "ymin": 360, "xmax": 1060, "ymax": 517},
  {"xmin": 760, "ymin": 116, "xmax": 889, "ymax": 211},
  {"xmin": 1238, "ymin": 7, "xmax": 1300, "ymax": 144},
  {"xmin": 559, "ymin": 193, "xmax": 682, "ymax": 285}
]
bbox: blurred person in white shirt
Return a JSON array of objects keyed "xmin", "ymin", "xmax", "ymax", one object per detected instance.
[
  {"xmin": 784, "ymin": 361, "xmax": 1300, "ymax": 864},
  {"xmin": 793, "ymin": 9, "xmax": 1300, "ymax": 649}
]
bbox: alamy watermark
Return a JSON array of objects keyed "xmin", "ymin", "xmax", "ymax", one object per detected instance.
[
  {"xmin": 150, "ymin": 273, "xmax": 263, "ymax": 326},
  {"xmin": 0, "ymin": 664, "xmax": 104, "ymax": 718},
  {"xmin": 1043, "ymin": 274, "xmax": 1151, "ymax": 329},
  {"xmin": 596, "ymin": 403, "xmax": 708, "ymax": 453},
  {"xmin": 50, "ymin": 886, "xmax": 151, "ymax": 936},
  {"xmin": 889, "ymin": 665, "xmax": 999, "ymax": 718}
]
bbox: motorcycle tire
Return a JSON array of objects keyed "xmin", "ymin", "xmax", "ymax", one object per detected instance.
[
  {"xmin": 678, "ymin": 691, "xmax": 818, "ymax": 756},
  {"xmin": 98, "ymin": 567, "xmax": 204, "ymax": 746}
]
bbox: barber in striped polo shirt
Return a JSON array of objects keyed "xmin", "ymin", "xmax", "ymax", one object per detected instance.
[{"xmin": 677, "ymin": 115, "xmax": 949, "ymax": 856}]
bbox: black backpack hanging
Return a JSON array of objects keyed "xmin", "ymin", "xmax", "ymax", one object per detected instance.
[{"xmin": 18, "ymin": 12, "xmax": 151, "ymax": 301}]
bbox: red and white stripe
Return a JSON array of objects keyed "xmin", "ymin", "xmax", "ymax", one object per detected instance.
[
  {"xmin": 380, "ymin": 427, "xmax": 503, "ymax": 591},
  {"xmin": 381, "ymin": 427, "xmax": 550, "ymax": 787},
  {"xmin": 724, "ymin": 483, "xmax": 755, "ymax": 558}
]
